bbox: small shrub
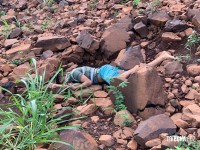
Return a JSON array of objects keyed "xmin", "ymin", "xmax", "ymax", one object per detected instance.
[
  {"xmin": 133, "ymin": 0, "xmax": 141, "ymax": 6},
  {"xmin": 123, "ymin": 118, "xmax": 132, "ymax": 127},
  {"xmin": 0, "ymin": 19, "xmax": 12, "ymax": 38},
  {"xmin": 0, "ymin": 58, "xmax": 77, "ymax": 149},
  {"xmin": 185, "ymin": 31, "xmax": 200, "ymax": 55},
  {"xmin": 166, "ymin": 140, "xmax": 200, "ymax": 150},
  {"xmin": 107, "ymin": 80, "xmax": 128, "ymax": 111}
]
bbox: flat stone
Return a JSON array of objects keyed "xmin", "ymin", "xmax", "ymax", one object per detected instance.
[
  {"xmin": 6, "ymin": 44, "xmax": 31, "ymax": 57},
  {"xmin": 35, "ymin": 36, "xmax": 71, "ymax": 52},
  {"xmin": 41, "ymin": 50, "xmax": 53, "ymax": 59},
  {"xmin": 145, "ymin": 138, "xmax": 161, "ymax": 148},
  {"xmin": 93, "ymin": 90, "xmax": 108, "ymax": 98},
  {"xmin": 162, "ymin": 32, "xmax": 181, "ymax": 41},
  {"xmin": 127, "ymin": 140, "xmax": 138, "ymax": 150},
  {"xmin": 77, "ymin": 104, "xmax": 97, "ymax": 115},
  {"xmin": 52, "ymin": 129, "xmax": 98, "ymax": 150},
  {"xmin": 4, "ymin": 39, "xmax": 19, "ymax": 48},
  {"xmin": 134, "ymin": 114, "xmax": 176, "ymax": 146}
]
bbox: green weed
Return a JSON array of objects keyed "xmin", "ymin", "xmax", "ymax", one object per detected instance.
[
  {"xmin": 0, "ymin": 58, "xmax": 78, "ymax": 149},
  {"xmin": 41, "ymin": 19, "xmax": 51, "ymax": 30},
  {"xmin": 107, "ymin": 80, "xmax": 128, "ymax": 111},
  {"xmin": 42, "ymin": 0, "xmax": 55, "ymax": 6},
  {"xmin": 166, "ymin": 140, "xmax": 200, "ymax": 150},
  {"xmin": 123, "ymin": 118, "xmax": 133, "ymax": 127},
  {"xmin": 133, "ymin": 0, "xmax": 141, "ymax": 6},
  {"xmin": 0, "ymin": 19, "xmax": 12, "ymax": 38},
  {"xmin": 185, "ymin": 31, "xmax": 200, "ymax": 55},
  {"xmin": 174, "ymin": 54, "xmax": 191, "ymax": 63},
  {"xmin": 0, "ymin": 11, "xmax": 6, "ymax": 17}
]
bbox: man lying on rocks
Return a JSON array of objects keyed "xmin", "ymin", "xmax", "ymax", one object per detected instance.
[{"xmin": 51, "ymin": 51, "xmax": 175, "ymax": 90}]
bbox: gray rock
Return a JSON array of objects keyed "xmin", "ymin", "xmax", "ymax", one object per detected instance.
[
  {"xmin": 114, "ymin": 45, "xmax": 144, "ymax": 70},
  {"xmin": 134, "ymin": 114, "xmax": 176, "ymax": 146},
  {"xmin": 134, "ymin": 22, "xmax": 148, "ymax": 38},
  {"xmin": 51, "ymin": 129, "xmax": 98, "ymax": 150},
  {"xmin": 164, "ymin": 19, "xmax": 188, "ymax": 32}
]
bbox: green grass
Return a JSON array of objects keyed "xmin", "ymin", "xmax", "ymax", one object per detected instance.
[
  {"xmin": 185, "ymin": 31, "xmax": 200, "ymax": 55},
  {"xmin": 0, "ymin": 58, "xmax": 78, "ymax": 149},
  {"xmin": 0, "ymin": 19, "xmax": 12, "ymax": 38},
  {"xmin": 133, "ymin": 0, "xmax": 141, "ymax": 6},
  {"xmin": 167, "ymin": 140, "xmax": 200, "ymax": 150}
]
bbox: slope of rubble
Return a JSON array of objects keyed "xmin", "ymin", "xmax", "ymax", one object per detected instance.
[{"xmin": 0, "ymin": 0, "xmax": 200, "ymax": 150}]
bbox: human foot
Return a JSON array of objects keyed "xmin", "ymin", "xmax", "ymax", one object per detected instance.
[{"xmin": 160, "ymin": 51, "xmax": 175, "ymax": 60}]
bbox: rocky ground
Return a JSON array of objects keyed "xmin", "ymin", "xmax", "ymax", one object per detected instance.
[{"xmin": 0, "ymin": 0, "xmax": 200, "ymax": 150}]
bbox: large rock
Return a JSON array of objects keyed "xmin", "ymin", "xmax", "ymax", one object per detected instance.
[
  {"xmin": 76, "ymin": 30, "xmax": 99, "ymax": 54},
  {"xmin": 182, "ymin": 104, "xmax": 200, "ymax": 127},
  {"xmin": 114, "ymin": 45, "xmax": 144, "ymax": 70},
  {"xmin": 51, "ymin": 129, "xmax": 98, "ymax": 150},
  {"xmin": 134, "ymin": 114, "xmax": 176, "ymax": 146},
  {"xmin": 148, "ymin": 11, "xmax": 170, "ymax": 26},
  {"xmin": 100, "ymin": 16, "xmax": 133, "ymax": 58},
  {"xmin": 35, "ymin": 36, "xmax": 71, "ymax": 52},
  {"xmin": 164, "ymin": 19, "xmax": 188, "ymax": 32},
  {"xmin": 192, "ymin": 13, "xmax": 200, "ymax": 28},
  {"xmin": 111, "ymin": 65, "xmax": 167, "ymax": 113}
]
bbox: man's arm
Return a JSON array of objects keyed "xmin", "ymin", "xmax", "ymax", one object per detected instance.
[{"xmin": 70, "ymin": 75, "xmax": 92, "ymax": 90}]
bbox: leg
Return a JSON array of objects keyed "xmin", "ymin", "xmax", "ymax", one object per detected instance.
[
  {"xmin": 147, "ymin": 51, "xmax": 175, "ymax": 68},
  {"xmin": 119, "ymin": 65, "xmax": 140, "ymax": 79}
]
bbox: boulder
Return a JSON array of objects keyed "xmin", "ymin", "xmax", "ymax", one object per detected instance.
[
  {"xmin": 114, "ymin": 45, "xmax": 144, "ymax": 70},
  {"xmin": 182, "ymin": 104, "xmax": 200, "ymax": 127},
  {"xmin": 51, "ymin": 129, "xmax": 98, "ymax": 150},
  {"xmin": 76, "ymin": 104, "xmax": 97, "ymax": 116},
  {"xmin": 100, "ymin": 16, "xmax": 133, "ymax": 58},
  {"xmin": 164, "ymin": 19, "xmax": 188, "ymax": 32},
  {"xmin": 148, "ymin": 11, "xmax": 170, "ymax": 26},
  {"xmin": 134, "ymin": 114, "xmax": 176, "ymax": 146},
  {"xmin": 76, "ymin": 30, "xmax": 99, "ymax": 54},
  {"xmin": 12, "ymin": 62, "xmax": 31, "ymax": 76},
  {"xmin": 133, "ymin": 22, "xmax": 148, "ymax": 38},
  {"xmin": 111, "ymin": 65, "xmax": 167, "ymax": 113},
  {"xmin": 93, "ymin": 91, "xmax": 108, "ymax": 98},
  {"xmin": 163, "ymin": 61, "xmax": 183, "ymax": 75},
  {"xmin": 35, "ymin": 36, "xmax": 71, "ymax": 52},
  {"xmin": 186, "ymin": 64, "xmax": 200, "ymax": 76}
]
